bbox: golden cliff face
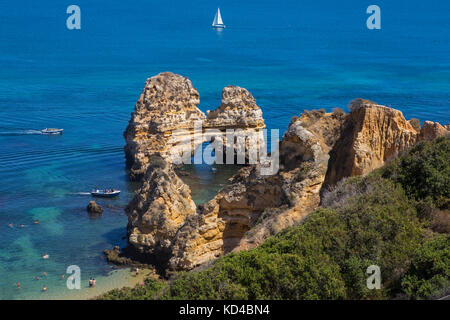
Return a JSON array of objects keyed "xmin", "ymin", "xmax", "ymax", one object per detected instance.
[
  {"xmin": 419, "ymin": 121, "xmax": 450, "ymax": 142},
  {"xmin": 126, "ymin": 156, "xmax": 196, "ymax": 262},
  {"xmin": 167, "ymin": 110, "xmax": 348, "ymax": 270},
  {"xmin": 324, "ymin": 99, "xmax": 418, "ymax": 187},
  {"xmin": 124, "ymin": 76, "xmax": 449, "ymax": 271},
  {"xmin": 124, "ymin": 72, "xmax": 206, "ymax": 180}
]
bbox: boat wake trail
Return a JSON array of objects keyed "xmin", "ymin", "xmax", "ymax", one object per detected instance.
[
  {"xmin": 72, "ymin": 192, "xmax": 92, "ymax": 196},
  {"xmin": 0, "ymin": 129, "xmax": 43, "ymax": 136}
]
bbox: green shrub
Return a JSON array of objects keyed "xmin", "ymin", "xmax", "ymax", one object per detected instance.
[
  {"xmin": 99, "ymin": 276, "xmax": 168, "ymax": 300},
  {"xmin": 379, "ymin": 137, "xmax": 450, "ymax": 208},
  {"xmin": 400, "ymin": 235, "xmax": 450, "ymax": 299}
]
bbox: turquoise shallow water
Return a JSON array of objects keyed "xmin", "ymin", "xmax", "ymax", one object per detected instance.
[{"xmin": 0, "ymin": 0, "xmax": 449, "ymax": 299}]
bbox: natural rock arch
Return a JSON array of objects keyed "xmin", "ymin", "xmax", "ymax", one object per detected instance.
[
  {"xmin": 121, "ymin": 73, "xmax": 449, "ymax": 272},
  {"xmin": 124, "ymin": 72, "xmax": 266, "ymax": 181}
]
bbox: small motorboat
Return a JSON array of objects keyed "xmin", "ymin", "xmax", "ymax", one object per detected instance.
[
  {"xmin": 41, "ymin": 128, "xmax": 64, "ymax": 135},
  {"xmin": 91, "ymin": 189, "xmax": 121, "ymax": 198}
]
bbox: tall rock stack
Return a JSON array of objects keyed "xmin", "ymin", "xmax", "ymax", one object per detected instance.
[
  {"xmin": 126, "ymin": 156, "xmax": 197, "ymax": 266},
  {"xmin": 124, "ymin": 72, "xmax": 206, "ymax": 181},
  {"xmin": 206, "ymin": 85, "xmax": 265, "ymax": 130}
]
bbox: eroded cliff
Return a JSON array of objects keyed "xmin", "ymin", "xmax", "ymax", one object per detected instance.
[{"xmin": 122, "ymin": 74, "xmax": 449, "ymax": 272}]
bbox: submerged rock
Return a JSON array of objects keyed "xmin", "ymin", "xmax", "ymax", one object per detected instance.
[
  {"xmin": 87, "ymin": 201, "xmax": 103, "ymax": 214},
  {"xmin": 104, "ymin": 246, "xmax": 156, "ymax": 270}
]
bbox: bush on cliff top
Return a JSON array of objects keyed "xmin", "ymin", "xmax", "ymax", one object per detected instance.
[{"xmin": 379, "ymin": 136, "xmax": 450, "ymax": 208}]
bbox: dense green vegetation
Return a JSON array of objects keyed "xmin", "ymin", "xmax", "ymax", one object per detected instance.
[
  {"xmin": 401, "ymin": 235, "xmax": 449, "ymax": 299},
  {"xmin": 100, "ymin": 137, "xmax": 449, "ymax": 300}
]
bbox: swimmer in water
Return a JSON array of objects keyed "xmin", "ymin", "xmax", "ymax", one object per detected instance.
[
  {"xmin": 42, "ymin": 286, "xmax": 47, "ymax": 292},
  {"xmin": 61, "ymin": 274, "xmax": 65, "ymax": 280},
  {"xmin": 20, "ymin": 224, "xmax": 25, "ymax": 228},
  {"xmin": 16, "ymin": 282, "xmax": 20, "ymax": 289},
  {"xmin": 42, "ymin": 254, "xmax": 49, "ymax": 259},
  {"xmin": 35, "ymin": 276, "xmax": 40, "ymax": 280},
  {"xmin": 42, "ymin": 272, "xmax": 47, "ymax": 277},
  {"xmin": 34, "ymin": 220, "xmax": 40, "ymax": 224},
  {"xmin": 8, "ymin": 223, "xmax": 13, "ymax": 228}
]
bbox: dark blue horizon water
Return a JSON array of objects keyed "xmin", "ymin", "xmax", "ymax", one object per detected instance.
[{"xmin": 0, "ymin": 0, "xmax": 449, "ymax": 299}]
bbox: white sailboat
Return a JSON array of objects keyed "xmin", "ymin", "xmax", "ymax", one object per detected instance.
[{"xmin": 212, "ymin": 8, "xmax": 226, "ymax": 28}]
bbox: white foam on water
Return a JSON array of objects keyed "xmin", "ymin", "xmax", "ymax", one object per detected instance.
[{"xmin": 0, "ymin": 129, "xmax": 43, "ymax": 136}]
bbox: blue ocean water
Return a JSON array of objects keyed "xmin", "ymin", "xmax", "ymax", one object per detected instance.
[{"xmin": 0, "ymin": 0, "xmax": 449, "ymax": 299}]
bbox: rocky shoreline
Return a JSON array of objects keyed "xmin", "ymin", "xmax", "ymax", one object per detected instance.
[{"xmin": 106, "ymin": 72, "xmax": 449, "ymax": 275}]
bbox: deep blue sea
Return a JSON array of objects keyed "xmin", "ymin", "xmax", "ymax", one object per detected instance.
[{"xmin": 0, "ymin": 0, "xmax": 449, "ymax": 299}]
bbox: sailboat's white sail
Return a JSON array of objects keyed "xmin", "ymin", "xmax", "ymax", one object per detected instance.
[
  {"xmin": 216, "ymin": 8, "xmax": 223, "ymax": 25},
  {"xmin": 212, "ymin": 8, "xmax": 225, "ymax": 28}
]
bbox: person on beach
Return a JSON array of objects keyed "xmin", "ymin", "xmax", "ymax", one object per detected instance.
[
  {"xmin": 89, "ymin": 278, "xmax": 93, "ymax": 287},
  {"xmin": 135, "ymin": 267, "xmax": 139, "ymax": 276},
  {"xmin": 92, "ymin": 278, "xmax": 96, "ymax": 287}
]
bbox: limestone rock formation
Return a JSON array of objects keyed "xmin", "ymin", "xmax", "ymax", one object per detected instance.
[
  {"xmin": 87, "ymin": 201, "xmax": 103, "ymax": 214},
  {"xmin": 408, "ymin": 118, "xmax": 421, "ymax": 133},
  {"xmin": 206, "ymin": 86, "xmax": 265, "ymax": 130},
  {"xmin": 167, "ymin": 109, "xmax": 347, "ymax": 270},
  {"xmin": 124, "ymin": 72, "xmax": 206, "ymax": 180},
  {"xmin": 419, "ymin": 121, "xmax": 450, "ymax": 142},
  {"xmin": 123, "ymin": 76, "xmax": 448, "ymax": 272},
  {"xmin": 124, "ymin": 73, "xmax": 265, "ymax": 181},
  {"xmin": 126, "ymin": 155, "xmax": 197, "ymax": 266},
  {"xmin": 324, "ymin": 99, "xmax": 419, "ymax": 187}
]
